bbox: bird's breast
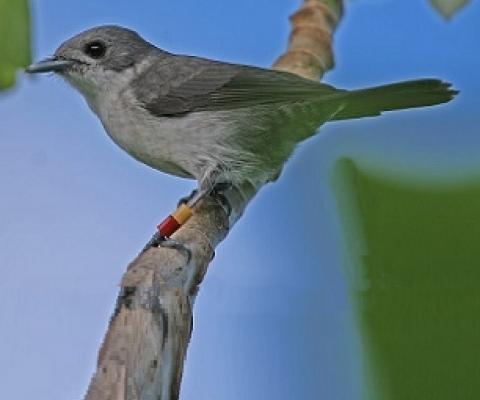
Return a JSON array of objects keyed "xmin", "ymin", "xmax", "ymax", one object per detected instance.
[
  {"xmin": 87, "ymin": 89, "xmax": 297, "ymax": 187},
  {"xmin": 89, "ymin": 92, "xmax": 195, "ymax": 178},
  {"xmin": 91, "ymin": 91, "xmax": 244, "ymax": 181}
]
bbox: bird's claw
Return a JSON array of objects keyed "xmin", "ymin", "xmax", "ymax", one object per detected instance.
[
  {"xmin": 159, "ymin": 237, "xmax": 192, "ymax": 264},
  {"xmin": 177, "ymin": 189, "xmax": 198, "ymax": 208},
  {"xmin": 143, "ymin": 232, "xmax": 192, "ymax": 264},
  {"xmin": 143, "ymin": 180, "xmax": 231, "ymax": 261},
  {"xmin": 143, "ymin": 232, "xmax": 163, "ymax": 251},
  {"xmin": 178, "ymin": 183, "xmax": 232, "ymax": 217}
]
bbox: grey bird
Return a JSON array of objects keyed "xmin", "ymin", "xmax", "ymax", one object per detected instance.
[{"xmin": 26, "ymin": 25, "xmax": 456, "ymax": 244}]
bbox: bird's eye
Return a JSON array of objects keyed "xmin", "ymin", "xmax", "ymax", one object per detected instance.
[{"xmin": 84, "ymin": 41, "xmax": 107, "ymax": 59}]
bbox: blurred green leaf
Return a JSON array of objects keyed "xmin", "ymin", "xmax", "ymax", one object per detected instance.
[
  {"xmin": 429, "ymin": 0, "xmax": 469, "ymax": 19},
  {"xmin": 0, "ymin": 0, "xmax": 31, "ymax": 90},
  {"xmin": 333, "ymin": 158, "xmax": 480, "ymax": 400}
]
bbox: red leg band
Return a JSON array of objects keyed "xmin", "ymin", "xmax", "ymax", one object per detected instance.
[{"xmin": 157, "ymin": 215, "xmax": 181, "ymax": 238}]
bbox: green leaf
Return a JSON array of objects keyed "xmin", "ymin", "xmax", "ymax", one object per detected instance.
[
  {"xmin": 333, "ymin": 158, "xmax": 480, "ymax": 399},
  {"xmin": 429, "ymin": 0, "xmax": 470, "ymax": 19},
  {"xmin": 0, "ymin": 0, "xmax": 31, "ymax": 90}
]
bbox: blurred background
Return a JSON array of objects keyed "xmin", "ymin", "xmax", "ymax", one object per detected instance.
[{"xmin": 1, "ymin": 0, "xmax": 479, "ymax": 399}]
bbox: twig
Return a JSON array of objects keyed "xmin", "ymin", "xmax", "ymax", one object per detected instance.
[
  {"xmin": 274, "ymin": 0, "xmax": 343, "ymax": 79},
  {"xmin": 84, "ymin": 1, "xmax": 343, "ymax": 399}
]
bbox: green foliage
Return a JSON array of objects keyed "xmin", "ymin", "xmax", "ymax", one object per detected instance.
[
  {"xmin": 0, "ymin": 0, "xmax": 31, "ymax": 90},
  {"xmin": 333, "ymin": 158, "xmax": 480, "ymax": 400},
  {"xmin": 429, "ymin": 0, "xmax": 470, "ymax": 19}
]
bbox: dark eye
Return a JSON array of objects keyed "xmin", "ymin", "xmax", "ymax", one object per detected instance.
[{"xmin": 84, "ymin": 41, "xmax": 106, "ymax": 59}]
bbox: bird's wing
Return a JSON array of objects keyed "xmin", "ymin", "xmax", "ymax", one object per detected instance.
[
  {"xmin": 133, "ymin": 55, "xmax": 339, "ymax": 117},
  {"xmin": 134, "ymin": 55, "xmax": 456, "ymax": 119}
]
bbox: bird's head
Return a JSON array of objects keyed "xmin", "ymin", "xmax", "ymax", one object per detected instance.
[{"xmin": 26, "ymin": 25, "xmax": 156, "ymax": 98}]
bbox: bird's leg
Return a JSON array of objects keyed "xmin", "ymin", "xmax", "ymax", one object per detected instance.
[
  {"xmin": 146, "ymin": 199, "xmax": 197, "ymax": 262},
  {"xmin": 149, "ymin": 187, "xmax": 210, "ymax": 263},
  {"xmin": 188, "ymin": 170, "xmax": 233, "ymax": 218},
  {"xmin": 176, "ymin": 189, "xmax": 198, "ymax": 208},
  {"xmin": 210, "ymin": 182, "xmax": 232, "ymax": 217},
  {"xmin": 146, "ymin": 168, "xmax": 232, "ymax": 261}
]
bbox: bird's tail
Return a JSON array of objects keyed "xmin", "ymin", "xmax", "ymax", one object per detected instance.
[{"xmin": 325, "ymin": 79, "xmax": 458, "ymax": 121}]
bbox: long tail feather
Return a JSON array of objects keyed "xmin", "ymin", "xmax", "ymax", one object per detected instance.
[{"xmin": 327, "ymin": 79, "xmax": 458, "ymax": 121}]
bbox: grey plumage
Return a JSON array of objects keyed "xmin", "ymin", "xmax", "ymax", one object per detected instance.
[
  {"xmin": 55, "ymin": 26, "xmax": 156, "ymax": 71},
  {"xmin": 132, "ymin": 58, "xmax": 339, "ymax": 116},
  {"xmin": 134, "ymin": 57, "xmax": 454, "ymax": 120},
  {"xmin": 27, "ymin": 25, "xmax": 457, "ymax": 191}
]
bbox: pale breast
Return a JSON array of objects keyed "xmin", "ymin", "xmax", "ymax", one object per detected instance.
[
  {"xmin": 86, "ymin": 86, "xmax": 305, "ymax": 188},
  {"xmin": 90, "ymin": 89, "xmax": 241, "ymax": 181}
]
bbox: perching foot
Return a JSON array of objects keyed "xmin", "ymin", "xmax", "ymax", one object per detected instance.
[
  {"xmin": 158, "ymin": 237, "xmax": 192, "ymax": 264},
  {"xmin": 142, "ymin": 232, "xmax": 192, "ymax": 263},
  {"xmin": 143, "ymin": 231, "xmax": 163, "ymax": 251},
  {"xmin": 177, "ymin": 189, "xmax": 198, "ymax": 208}
]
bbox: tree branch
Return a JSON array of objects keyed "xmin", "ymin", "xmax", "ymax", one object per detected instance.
[
  {"xmin": 84, "ymin": 1, "xmax": 344, "ymax": 399},
  {"xmin": 274, "ymin": 0, "xmax": 343, "ymax": 79}
]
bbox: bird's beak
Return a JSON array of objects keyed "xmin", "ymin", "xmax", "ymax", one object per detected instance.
[{"xmin": 25, "ymin": 57, "xmax": 74, "ymax": 74}]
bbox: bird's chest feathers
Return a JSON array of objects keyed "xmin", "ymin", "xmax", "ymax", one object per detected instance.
[{"xmin": 90, "ymin": 91, "xmax": 218, "ymax": 178}]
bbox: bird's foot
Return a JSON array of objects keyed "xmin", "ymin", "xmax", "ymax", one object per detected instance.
[
  {"xmin": 178, "ymin": 182, "xmax": 232, "ymax": 217},
  {"xmin": 144, "ymin": 231, "xmax": 163, "ymax": 250},
  {"xmin": 144, "ymin": 231, "xmax": 192, "ymax": 264},
  {"xmin": 143, "ymin": 180, "xmax": 232, "ymax": 261},
  {"xmin": 177, "ymin": 189, "xmax": 198, "ymax": 208},
  {"xmin": 158, "ymin": 237, "xmax": 192, "ymax": 264}
]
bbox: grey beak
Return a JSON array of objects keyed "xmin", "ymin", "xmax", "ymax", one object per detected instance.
[{"xmin": 25, "ymin": 57, "xmax": 74, "ymax": 73}]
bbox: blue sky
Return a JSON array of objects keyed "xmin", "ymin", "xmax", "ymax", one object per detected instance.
[{"xmin": 1, "ymin": 1, "xmax": 479, "ymax": 399}]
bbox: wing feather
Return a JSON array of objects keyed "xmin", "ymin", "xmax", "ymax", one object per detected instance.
[
  {"xmin": 133, "ymin": 55, "xmax": 339, "ymax": 117},
  {"xmin": 133, "ymin": 55, "xmax": 456, "ymax": 120}
]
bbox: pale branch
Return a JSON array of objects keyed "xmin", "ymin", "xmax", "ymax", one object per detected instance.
[
  {"xmin": 273, "ymin": 0, "xmax": 343, "ymax": 79},
  {"xmin": 84, "ymin": 1, "xmax": 344, "ymax": 399}
]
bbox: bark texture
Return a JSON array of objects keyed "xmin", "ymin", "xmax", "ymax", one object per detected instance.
[{"xmin": 84, "ymin": 1, "xmax": 344, "ymax": 399}]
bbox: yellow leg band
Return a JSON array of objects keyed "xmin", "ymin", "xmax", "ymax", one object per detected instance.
[{"xmin": 172, "ymin": 203, "xmax": 193, "ymax": 225}]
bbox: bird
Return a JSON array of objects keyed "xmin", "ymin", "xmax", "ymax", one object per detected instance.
[{"xmin": 26, "ymin": 25, "xmax": 457, "ymax": 251}]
